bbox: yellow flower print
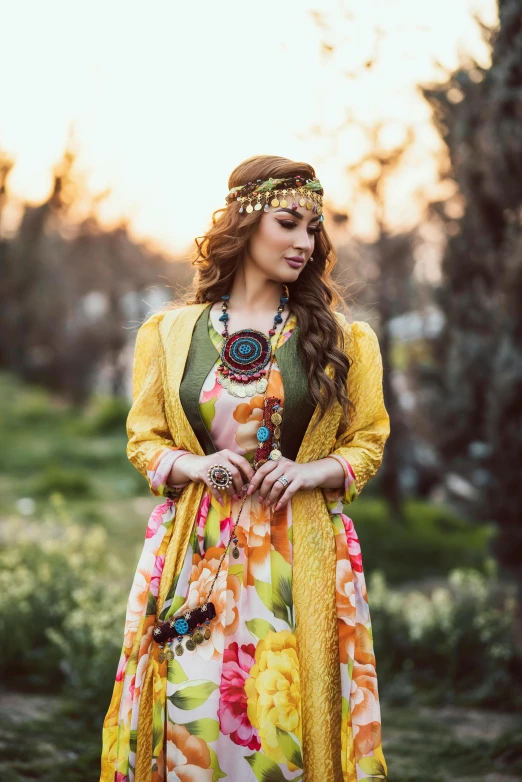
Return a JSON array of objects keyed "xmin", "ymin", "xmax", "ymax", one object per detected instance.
[{"xmin": 244, "ymin": 630, "xmax": 301, "ymax": 769}]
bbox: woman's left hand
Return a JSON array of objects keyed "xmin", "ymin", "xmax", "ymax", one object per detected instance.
[{"xmin": 246, "ymin": 457, "xmax": 315, "ymax": 511}]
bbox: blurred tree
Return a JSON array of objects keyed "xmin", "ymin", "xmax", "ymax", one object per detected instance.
[
  {"xmin": 309, "ymin": 9, "xmax": 424, "ymax": 517},
  {"xmin": 0, "ymin": 137, "xmax": 190, "ymax": 403},
  {"xmin": 345, "ymin": 124, "xmax": 417, "ymax": 517},
  {"xmin": 422, "ymin": 0, "xmax": 522, "ymax": 582}
]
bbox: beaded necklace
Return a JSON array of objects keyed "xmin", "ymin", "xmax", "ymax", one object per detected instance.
[{"xmin": 216, "ymin": 289, "xmax": 289, "ymax": 398}]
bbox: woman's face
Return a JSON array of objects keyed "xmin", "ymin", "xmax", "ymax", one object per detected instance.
[{"xmin": 245, "ymin": 204, "xmax": 322, "ymax": 282}]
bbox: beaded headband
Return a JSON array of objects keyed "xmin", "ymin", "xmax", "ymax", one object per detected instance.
[{"xmin": 225, "ymin": 175, "xmax": 324, "ymax": 221}]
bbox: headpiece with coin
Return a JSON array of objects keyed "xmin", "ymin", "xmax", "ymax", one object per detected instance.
[{"xmin": 225, "ymin": 174, "xmax": 324, "ymax": 222}]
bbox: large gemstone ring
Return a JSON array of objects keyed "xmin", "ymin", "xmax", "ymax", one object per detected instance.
[
  {"xmin": 208, "ymin": 464, "xmax": 233, "ymax": 490},
  {"xmin": 277, "ymin": 475, "xmax": 290, "ymax": 487}
]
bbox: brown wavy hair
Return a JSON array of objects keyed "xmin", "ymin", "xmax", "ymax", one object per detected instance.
[{"xmin": 177, "ymin": 154, "xmax": 354, "ymax": 432}]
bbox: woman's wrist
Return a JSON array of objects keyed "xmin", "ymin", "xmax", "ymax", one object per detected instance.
[
  {"xmin": 300, "ymin": 457, "xmax": 346, "ymax": 491},
  {"xmin": 166, "ymin": 451, "xmax": 195, "ymax": 487}
]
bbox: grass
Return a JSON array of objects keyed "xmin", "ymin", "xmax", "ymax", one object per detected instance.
[{"xmin": 0, "ymin": 692, "xmax": 520, "ymax": 781}]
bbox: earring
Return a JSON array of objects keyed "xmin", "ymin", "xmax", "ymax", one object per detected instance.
[{"xmin": 309, "ymin": 256, "xmax": 314, "ymax": 262}]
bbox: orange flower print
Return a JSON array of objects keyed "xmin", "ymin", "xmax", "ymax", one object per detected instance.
[
  {"xmin": 163, "ymin": 722, "xmax": 213, "ymax": 781},
  {"xmin": 350, "ymin": 662, "xmax": 382, "ymax": 758},
  {"xmin": 235, "ymin": 501, "xmax": 271, "ymax": 586},
  {"xmin": 234, "ymin": 396, "xmax": 265, "ymax": 452},
  {"xmin": 133, "ymin": 623, "xmax": 154, "ymax": 702},
  {"xmin": 234, "ymin": 384, "xmax": 284, "ymax": 453},
  {"xmin": 182, "ymin": 556, "xmax": 242, "ymax": 660}
]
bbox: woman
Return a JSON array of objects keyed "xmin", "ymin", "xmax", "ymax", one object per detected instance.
[{"xmin": 101, "ymin": 154, "xmax": 390, "ymax": 782}]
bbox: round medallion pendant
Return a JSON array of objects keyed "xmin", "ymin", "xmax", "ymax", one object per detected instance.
[
  {"xmin": 221, "ymin": 329, "xmax": 272, "ymax": 371},
  {"xmin": 218, "ymin": 329, "xmax": 273, "ymax": 398}
]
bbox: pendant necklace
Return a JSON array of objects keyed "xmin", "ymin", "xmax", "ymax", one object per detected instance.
[{"xmin": 215, "ymin": 287, "xmax": 289, "ymax": 398}]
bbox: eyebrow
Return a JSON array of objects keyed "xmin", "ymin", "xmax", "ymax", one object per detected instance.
[{"xmin": 274, "ymin": 207, "xmax": 320, "ymax": 222}]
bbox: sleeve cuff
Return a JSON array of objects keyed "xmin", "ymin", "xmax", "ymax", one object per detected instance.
[
  {"xmin": 324, "ymin": 454, "xmax": 359, "ymax": 505},
  {"xmin": 146, "ymin": 448, "xmax": 192, "ymax": 497}
]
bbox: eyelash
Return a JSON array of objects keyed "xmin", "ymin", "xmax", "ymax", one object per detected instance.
[{"xmin": 278, "ymin": 220, "xmax": 322, "ymax": 235}]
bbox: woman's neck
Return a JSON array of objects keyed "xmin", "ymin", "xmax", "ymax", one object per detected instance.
[
  {"xmin": 227, "ymin": 271, "xmax": 285, "ymax": 314},
  {"xmin": 208, "ymin": 275, "xmax": 291, "ymax": 336}
]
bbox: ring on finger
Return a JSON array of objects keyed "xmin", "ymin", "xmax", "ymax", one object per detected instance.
[
  {"xmin": 276, "ymin": 475, "xmax": 290, "ymax": 487},
  {"xmin": 208, "ymin": 464, "xmax": 233, "ymax": 490}
]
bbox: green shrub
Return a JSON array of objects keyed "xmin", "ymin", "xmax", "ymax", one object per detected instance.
[
  {"xmin": 368, "ymin": 562, "xmax": 522, "ymax": 709},
  {"xmin": 31, "ymin": 466, "xmax": 95, "ymax": 498},
  {"xmin": 351, "ymin": 497, "xmax": 494, "ymax": 584},
  {"xmin": 76, "ymin": 394, "xmax": 129, "ymax": 435},
  {"xmin": 0, "ymin": 493, "xmax": 125, "ymax": 703}
]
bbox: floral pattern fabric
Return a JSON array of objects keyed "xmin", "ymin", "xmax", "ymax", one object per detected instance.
[{"xmin": 101, "ymin": 312, "xmax": 388, "ymax": 782}]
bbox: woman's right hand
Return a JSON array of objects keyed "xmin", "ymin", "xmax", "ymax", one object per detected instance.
[{"xmin": 172, "ymin": 450, "xmax": 255, "ymax": 506}]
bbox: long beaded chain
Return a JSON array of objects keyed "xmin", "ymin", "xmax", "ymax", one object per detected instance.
[{"xmin": 153, "ymin": 293, "xmax": 292, "ymax": 660}]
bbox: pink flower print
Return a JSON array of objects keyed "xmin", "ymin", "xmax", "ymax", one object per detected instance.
[
  {"xmin": 115, "ymin": 652, "xmax": 128, "ymax": 682},
  {"xmin": 201, "ymin": 375, "xmax": 222, "ymax": 404},
  {"xmin": 219, "ymin": 514, "xmax": 234, "ymax": 544},
  {"xmin": 146, "ymin": 499, "xmax": 173, "ymax": 539},
  {"xmin": 115, "ymin": 773, "xmax": 128, "ymax": 781},
  {"xmin": 218, "ymin": 641, "xmax": 261, "ymax": 750},
  {"xmin": 341, "ymin": 514, "xmax": 363, "ymax": 573},
  {"xmin": 150, "ymin": 555, "xmax": 165, "ymax": 598},
  {"xmin": 197, "ymin": 493, "xmax": 211, "ymax": 529}
]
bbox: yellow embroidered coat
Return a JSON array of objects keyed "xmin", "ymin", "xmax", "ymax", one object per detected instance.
[{"xmin": 114, "ymin": 302, "xmax": 390, "ymax": 782}]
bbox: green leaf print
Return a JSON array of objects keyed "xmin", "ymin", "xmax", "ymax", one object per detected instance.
[
  {"xmin": 245, "ymin": 752, "xmax": 287, "ymax": 781},
  {"xmin": 168, "ymin": 680, "xmax": 219, "ymax": 710},
  {"xmin": 146, "ymin": 591, "xmax": 157, "ymax": 616},
  {"xmin": 204, "ymin": 502, "xmax": 221, "ymax": 550},
  {"xmin": 276, "ymin": 727, "xmax": 303, "ymax": 768},
  {"xmin": 177, "ymin": 717, "xmax": 220, "ymax": 742},
  {"xmin": 165, "ymin": 594, "xmax": 187, "ymax": 621},
  {"xmin": 270, "ymin": 550, "xmax": 294, "ymax": 628},
  {"xmin": 254, "ymin": 578, "xmax": 273, "ymax": 613},
  {"xmin": 229, "ymin": 563, "xmax": 244, "ymax": 582},
  {"xmin": 342, "ymin": 696, "xmax": 349, "ymax": 719},
  {"xmin": 358, "ymin": 755, "xmax": 387, "ymax": 778},
  {"xmin": 159, "ymin": 573, "xmax": 180, "ymax": 619},
  {"xmin": 152, "ymin": 696, "xmax": 165, "ymax": 756},
  {"xmin": 208, "ymin": 746, "xmax": 227, "ymax": 781},
  {"xmin": 246, "ymin": 617, "xmax": 276, "ymax": 640},
  {"xmin": 200, "ymin": 397, "xmax": 217, "ymax": 431},
  {"xmin": 288, "ymin": 524, "xmax": 293, "ymax": 545},
  {"xmin": 167, "ymin": 659, "xmax": 188, "ymax": 685},
  {"xmin": 130, "ymin": 729, "xmax": 138, "ymax": 754}
]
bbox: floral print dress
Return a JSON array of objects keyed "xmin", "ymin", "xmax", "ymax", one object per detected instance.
[{"xmin": 101, "ymin": 312, "xmax": 388, "ymax": 782}]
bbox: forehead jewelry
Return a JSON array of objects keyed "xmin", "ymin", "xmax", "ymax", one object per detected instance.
[{"xmin": 225, "ymin": 174, "xmax": 325, "ymax": 223}]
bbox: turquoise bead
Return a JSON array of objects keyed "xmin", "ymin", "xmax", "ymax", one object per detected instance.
[
  {"xmin": 174, "ymin": 618, "xmax": 189, "ymax": 634},
  {"xmin": 257, "ymin": 426, "xmax": 270, "ymax": 443}
]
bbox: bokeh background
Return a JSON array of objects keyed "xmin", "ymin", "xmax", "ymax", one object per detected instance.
[{"xmin": 1, "ymin": 1, "xmax": 521, "ymax": 780}]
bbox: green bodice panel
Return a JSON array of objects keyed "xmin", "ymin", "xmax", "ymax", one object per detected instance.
[{"xmin": 179, "ymin": 303, "xmax": 316, "ymax": 461}]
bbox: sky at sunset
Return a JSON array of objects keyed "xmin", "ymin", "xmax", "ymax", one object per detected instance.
[{"xmin": 0, "ymin": 0, "xmax": 497, "ymax": 258}]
